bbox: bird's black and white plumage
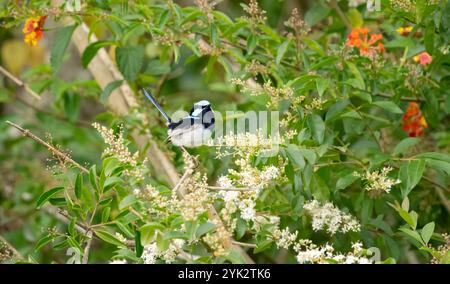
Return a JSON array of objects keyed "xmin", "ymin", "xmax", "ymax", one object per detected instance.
[{"xmin": 142, "ymin": 89, "xmax": 215, "ymax": 147}]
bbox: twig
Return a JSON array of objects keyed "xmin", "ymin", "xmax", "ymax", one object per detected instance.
[
  {"xmin": 232, "ymin": 241, "xmax": 257, "ymax": 248},
  {"xmin": 0, "ymin": 235, "xmax": 24, "ymax": 261},
  {"xmin": 173, "ymin": 168, "xmax": 193, "ymax": 195},
  {"xmin": 5, "ymin": 121, "xmax": 89, "ymax": 174},
  {"xmin": 82, "ymin": 230, "xmax": 93, "ymax": 264},
  {"xmin": 15, "ymin": 96, "xmax": 92, "ymax": 128},
  {"xmin": 0, "ymin": 65, "xmax": 41, "ymax": 100}
]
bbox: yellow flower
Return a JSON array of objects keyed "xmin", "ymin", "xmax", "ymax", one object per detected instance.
[{"xmin": 22, "ymin": 16, "xmax": 46, "ymax": 47}]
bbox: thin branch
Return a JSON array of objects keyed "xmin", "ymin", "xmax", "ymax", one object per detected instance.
[
  {"xmin": 232, "ymin": 241, "xmax": 257, "ymax": 248},
  {"xmin": 15, "ymin": 96, "xmax": 92, "ymax": 128},
  {"xmin": 82, "ymin": 230, "xmax": 93, "ymax": 264},
  {"xmin": 0, "ymin": 235, "xmax": 24, "ymax": 261},
  {"xmin": 5, "ymin": 121, "xmax": 89, "ymax": 174},
  {"xmin": 0, "ymin": 65, "xmax": 41, "ymax": 100}
]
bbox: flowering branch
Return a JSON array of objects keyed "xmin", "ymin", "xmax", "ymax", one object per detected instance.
[
  {"xmin": 5, "ymin": 121, "xmax": 89, "ymax": 174},
  {"xmin": 0, "ymin": 235, "xmax": 24, "ymax": 261}
]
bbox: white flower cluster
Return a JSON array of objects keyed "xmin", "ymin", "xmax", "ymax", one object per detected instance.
[
  {"xmin": 141, "ymin": 239, "xmax": 185, "ymax": 264},
  {"xmin": 355, "ymin": 166, "xmax": 401, "ymax": 196},
  {"xmin": 109, "ymin": 259, "xmax": 127, "ymax": 264},
  {"xmin": 303, "ymin": 200, "xmax": 361, "ymax": 235},
  {"xmin": 272, "ymin": 227, "xmax": 298, "ymax": 249},
  {"xmin": 93, "ymin": 123, "xmax": 146, "ymax": 180},
  {"xmin": 211, "ymin": 129, "xmax": 282, "ymax": 158},
  {"xmin": 294, "ymin": 240, "xmax": 374, "ymax": 264},
  {"xmin": 216, "ymin": 163, "xmax": 280, "ymax": 225}
]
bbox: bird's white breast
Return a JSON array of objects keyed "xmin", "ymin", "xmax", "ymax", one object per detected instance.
[{"xmin": 168, "ymin": 124, "xmax": 212, "ymax": 147}]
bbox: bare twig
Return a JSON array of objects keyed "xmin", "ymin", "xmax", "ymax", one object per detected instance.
[
  {"xmin": 82, "ymin": 230, "xmax": 93, "ymax": 264},
  {"xmin": 0, "ymin": 65, "xmax": 41, "ymax": 100},
  {"xmin": 232, "ymin": 241, "xmax": 257, "ymax": 248},
  {"xmin": 5, "ymin": 121, "xmax": 89, "ymax": 174},
  {"xmin": 15, "ymin": 96, "xmax": 92, "ymax": 128}
]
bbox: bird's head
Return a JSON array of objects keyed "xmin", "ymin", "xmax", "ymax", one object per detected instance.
[{"xmin": 190, "ymin": 100, "xmax": 212, "ymax": 116}]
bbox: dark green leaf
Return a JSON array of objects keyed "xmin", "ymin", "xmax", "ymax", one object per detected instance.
[
  {"xmin": 36, "ymin": 187, "xmax": 64, "ymax": 209},
  {"xmin": 51, "ymin": 25, "xmax": 77, "ymax": 74},
  {"xmin": 115, "ymin": 45, "xmax": 145, "ymax": 81}
]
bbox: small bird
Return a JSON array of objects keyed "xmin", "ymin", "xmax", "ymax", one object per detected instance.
[{"xmin": 142, "ymin": 89, "xmax": 215, "ymax": 148}]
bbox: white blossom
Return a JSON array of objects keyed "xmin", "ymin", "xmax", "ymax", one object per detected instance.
[{"xmin": 303, "ymin": 200, "xmax": 360, "ymax": 235}]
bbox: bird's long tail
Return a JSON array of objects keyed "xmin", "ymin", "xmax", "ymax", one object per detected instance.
[{"xmin": 142, "ymin": 88, "xmax": 172, "ymax": 123}]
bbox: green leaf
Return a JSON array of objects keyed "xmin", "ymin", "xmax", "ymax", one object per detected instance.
[
  {"xmin": 74, "ymin": 173, "xmax": 83, "ymax": 200},
  {"xmin": 316, "ymin": 78, "xmax": 329, "ymax": 97},
  {"xmin": 372, "ymin": 101, "xmax": 403, "ymax": 114},
  {"xmin": 253, "ymin": 239, "xmax": 273, "ymax": 254},
  {"xmin": 68, "ymin": 217, "xmax": 76, "ymax": 236},
  {"xmin": 346, "ymin": 62, "xmax": 365, "ymax": 90},
  {"xmin": 196, "ymin": 222, "xmax": 216, "ymax": 238},
  {"xmin": 307, "ymin": 114, "xmax": 325, "ymax": 144},
  {"xmin": 89, "ymin": 165, "xmax": 99, "ymax": 198},
  {"xmin": 119, "ymin": 195, "xmax": 138, "ymax": 210},
  {"xmin": 103, "ymin": 176, "xmax": 123, "ymax": 192},
  {"xmin": 347, "ymin": 8, "xmax": 363, "ymax": 28},
  {"xmin": 416, "ymin": 0, "xmax": 427, "ymax": 23},
  {"xmin": 35, "ymin": 234, "xmax": 53, "ymax": 251},
  {"xmin": 399, "ymin": 159, "xmax": 426, "ymax": 197},
  {"xmin": 286, "ymin": 144, "xmax": 305, "ymax": 169},
  {"xmin": 247, "ymin": 33, "xmax": 257, "ymax": 55},
  {"xmin": 51, "ymin": 25, "xmax": 77, "ymax": 74},
  {"xmin": 101, "ymin": 207, "xmax": 111, "ymax": 223},
  {"xmin": 399, "ymin": 227, "xmax": 424, "ymax": 246},
  {"xmin": 303, "ymin": 38, "xmax": 325, "ymax": 56},
  {"xmin": 393, "ymin": 138, "xmax": 420, "ymax": 156},
  {"xmin": 145, "ymin": 60, "xmax": 171, "ymax": 75},
  {"xmin": 223, "ymin": 249, "xmax": 246, "ymax": 264},
  {"xmin": 421, "ymin": 222, "xmax": 435, "ymax": 244},
  {"xmin": 94, "ymin": 229, "xmax": 126, "ymax": 248},
  {"xmin": 36, "ymin": 187, "xmax": 64, "ymax": 209},
  {"xmin": 66, "ymin": 236, "xmax": 83, "ymax": 255},
  {"xmin": 276, "ymin": 40, "xmax": 290, "ymax": 65},
  {"xmin": 305, "ymin": 5, "xmax": 331, "ymax": 26},
  {"xmin": 101, "ymin": 80, "xmax": 123, "ymax": 103},
  {"xmin": 397, "ymin": 208, "xmax": 415, "ymax": 228},
  {"xmin": 336, "ymin": 173, "xmax": 359, "ymax": 190},
  {"xmin": 140, "ymin": 223, "xmax": 165, "ymax": 246},
  {"xmin": 81, "ymin": 40, "xmax": 115, "ymax": 68},
  {"xmin": 115, "ymin": 45, "xmax": 145, "ymax": 81},
  {"xmin": 235, "ymin": 218, "xmax": 247, "ymax": 240}
]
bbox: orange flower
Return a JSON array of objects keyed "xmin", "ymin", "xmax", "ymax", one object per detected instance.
[
  {"xmin": 396, "ymin": 26, "xmax": 413, "ymax": 36},
  {"xmin": 413, "ymin": 52, "xmax": 432, "ymax": 66},
  {"xmin": 346, "ymin": 28, "xmax": 384, "ymax": 58},
  {"xmin": 402, "ymin": 102, "xmax": 428, "ymax": 137},
  {"xmin": 22, "ymin": 16, "xmax": 46, "ymax": 46}
]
